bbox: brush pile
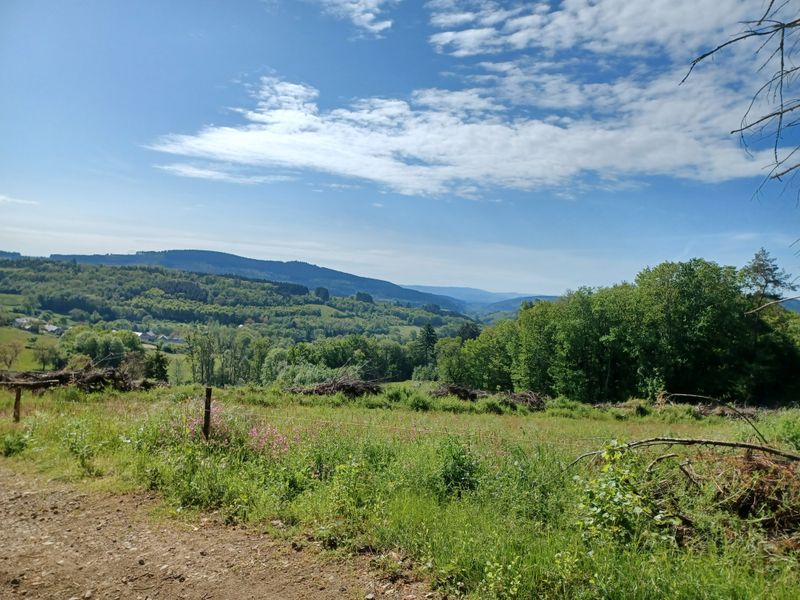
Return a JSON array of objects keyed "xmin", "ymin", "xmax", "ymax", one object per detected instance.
[
  {"xmin": 430, "ymin": 384, "xmax": 488, "ymax": 401},
  {"xmin": 0, "ymin": 369, "xmax": 160, "ymax": 392},
  {"xmin": 288, "ymin": 376, "xmax": 382, "ymax": 398},
  {"xmin": 715, "ymin": 455, "xmax": 800, "ymax": 539},
  {"xmin": 503, "ymin": 390, "xmax": 547, "ymax": 411}
]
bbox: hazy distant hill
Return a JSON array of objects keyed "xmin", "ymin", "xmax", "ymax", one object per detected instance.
[
  {"xmin": 784, "ymin": 299, "xmax": 800, "ymax": 313},
  {"xmin": 404, "ymin": 285, "xmax": 527, "ymax": 305},
  {"xmin": 50, "ymin": 250, "xmax": 465, "ymax": 311},
  {"xmin": 480, "ymin": 295, "xmax": 561, "ymax": 314}
]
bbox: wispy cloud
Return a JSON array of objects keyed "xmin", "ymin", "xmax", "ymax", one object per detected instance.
[
  {"xmin": 0, "ymin": 193, "xmax": 39, "ymax": 206},
  {"xmin": 156, "ymin": 163, "xmax": 294, "ymax": 184},
  {"xmin": 149, "ymin": 1, "xmax": 783, "ymax": 198},
  {"xmin": 315, "ymin": 0, "xmax": 397, "ymax": 34},
  {"xmin": 150, "ymin": 66, "xmax": 775, "ymax": 196},
  {"xmin": 427, "ymin": 0, "xmax": 754, "ymax": 58}
]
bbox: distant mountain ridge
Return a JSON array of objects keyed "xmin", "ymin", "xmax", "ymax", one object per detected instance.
[
  {"xmin": 13, "ymin": 249, "xmax": 799, "ymax": 318},
  {"xmin": 49, "ymin": 249, "xmax": 465, "ymax": 312},
  {"xmin": 404, "ymin": 285, "xmax": 528, "ymax": 305},
  {"xmin": 479, "ymin": 295, "xmax": 561, "ymax": 316}
]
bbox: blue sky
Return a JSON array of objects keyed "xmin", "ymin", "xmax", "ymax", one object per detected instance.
[{"xmin": 1, "ymin": 0, "xmax": 798, "ymax": 294}]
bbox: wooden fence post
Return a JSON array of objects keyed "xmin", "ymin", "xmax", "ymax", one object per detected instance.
[
  {"xmin": 203, "ymin": 386, "xmax": 212, "ymax": 440},
  {"xmin": 13, "ymin": 387, "xmax": 21, "ymax": 423}
]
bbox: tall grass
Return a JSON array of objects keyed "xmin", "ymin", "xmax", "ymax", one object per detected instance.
[{"xmin": 0, "ymin": 386, "xmax": 797, "ymax": 598}]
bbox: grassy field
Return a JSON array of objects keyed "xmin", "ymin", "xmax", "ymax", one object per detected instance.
[
  {"xmin": 0, "ymin": 292, "xmax": 24, "ymax": 309},
  {"xmin": 390, "ymin": 324, "xmax": 422, "ymax": 340},
  {"xmin": 1, "ymin": 385, "xmax": 799, "ymax": 599},
  {"xmin": 0, "ymin": 326, "xmax": 58, "ymax": 371}
]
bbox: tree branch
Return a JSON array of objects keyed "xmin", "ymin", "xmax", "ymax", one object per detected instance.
[
  {"xmin": 744, "ymin": 293, "xmax": 800, "ymax": 313},
  {"xmin": 569, "ymin": 437, "xmax": 800, "ymax": 468}
]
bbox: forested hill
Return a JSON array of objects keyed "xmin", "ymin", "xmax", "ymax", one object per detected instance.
[
  {"xmin": 50, "ymin": 250, "xmax": 463, "ymax": 311},
  {"xmin": 404, "ymin": 285, "xmax": 525, "ymax": 305},
  {"xmin": 0, "ymin": 257, "xmax": 473, "ymax": 343}
]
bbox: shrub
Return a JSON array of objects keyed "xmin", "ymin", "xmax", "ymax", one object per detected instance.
[
  {"xmin": 436, "ymin": 397, "xmax": 473, "ymax": 414},
  {"xmin": 2, "ymin": 430, "xmax": 30, "ymax": 457},
  {"xmin": 436, "ymin": 438, "xmax": 480, "ymax": 499},
  {"xmin": 773, "ymin": 411, "xmax": 800, "ymax": 451},
  {"xmin": 545, "ymin": 397, "xmax": 594, "ymax": 419},
  {"xmin": 408, "ymin": 391, "xmax": 432, "ymax": 412},
  {"xmin": 412, "ymin": 364, "xmax": 438, "ymax": 381},
  {"xmin": 575, "ymin": 441, "xmax": 677, "ymax": 543},
  {"xmin": 657, "ymin": 404, "xmax": 702, "ymax": 423},
  {"xmin": 383, "ymin": 386, "xmax": 409, "ymax": 403},
  {"xmin": 54, "ymin": 386, "xmax": 85, "ymax": 403},
  {"xmin": 63, "ymin": 427, "xmax": 102, "ymax": 476},
  {"xmin": 479, "ymin": 398, "xmax": 505, "ymax": 415}
]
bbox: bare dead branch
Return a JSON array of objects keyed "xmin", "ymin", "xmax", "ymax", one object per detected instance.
[
  {"xmin": 646, "ymin": 453, "xmax": 679, "ymax": 472},
  {"xmin": 678, "ymin": 461, "xmax": 702, "ymax": 488},
  {"xmin": 662, "ymin": 392, "xmax": 768, "ymax": 445},
  {"xmin": 684, "ymin": 6, "xmax": 800, "ymax": 193},
  {"xmin": 569, "ymin": 437, "xmax": 800, "ymax": 468},
  {"xmin": 744, "ymin": 293, "xmax": 800, "ymax": 313}
]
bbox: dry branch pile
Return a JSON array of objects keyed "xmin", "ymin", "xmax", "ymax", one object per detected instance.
[
  {"xmin": 288, "ymin": 376, "xmax": 382, "ymax": 398},
  {"xmin": 0, "ymin": 369, "xmax": 160, "ymax": 392},
  {"xmin": 715, "ymin": 455, "xmax": 800, "ymax": 537},
  {"xmin": 430, "ymin": 384, "xmax": 488, "ymax": 401},
  {"xmin": 503, "ymin": 391, "xmax": 547, "ymax": 411},
  {"xmin": 695, "ymin": 404, "xmax": 758, "ymax": 419}
]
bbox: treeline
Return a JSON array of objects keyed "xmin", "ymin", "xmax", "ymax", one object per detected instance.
[
  {"xmin": 437, "ymin": 253, "xmax": 800, "ymax": 403},
  {"xmin": 182, "ymin": 323, "xmax": 449, "ymax": 386}
]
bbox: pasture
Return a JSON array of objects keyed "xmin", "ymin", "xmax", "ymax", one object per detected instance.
[{"xmin": 1, "ymin": 384, "xmax": 798, "ymax": 599}]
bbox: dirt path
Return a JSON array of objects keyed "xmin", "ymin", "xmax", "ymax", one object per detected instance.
[{"xmin": 0, "ymin": 466, "xmax": 431, "ymax": 600}]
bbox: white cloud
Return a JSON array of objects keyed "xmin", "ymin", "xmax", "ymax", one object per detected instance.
[
  {"xmin": 150, "ymin": 1, "xmax": 790, "ymax": 198},
  {"xmin": 316, "ymin": 0, "xmax": 396, "ymax": 34},
  {"xmin": 411, "ymin": 87, "xmax": 503, "ymax": 114},
  {"xmin": 156, "ymin": 163, "xmax": 294, "ymax": 184},
  {"xmin": 428, "ymin": 0, "xmax": 757, "ymax": 58},
  {"xmin": 0, "ymin": 193, "xmax": 39, "ymax": 206},
  {"xmin": 150, "ymin": 66, "xmax": 776, "ymax": 196}
]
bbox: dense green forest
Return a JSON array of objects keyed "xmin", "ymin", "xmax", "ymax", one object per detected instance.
[
  {"xmin": 49, "ymin": 249, "xmax": 464, "ymax": 310},
  {"xmin": 436, "ymin": 253, "xmax": 800, "ymax": 403}
]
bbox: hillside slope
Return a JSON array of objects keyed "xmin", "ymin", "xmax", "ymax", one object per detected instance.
[{"xmin": 51, "ymin": 250, "xmax": 463, "ymax": 311}]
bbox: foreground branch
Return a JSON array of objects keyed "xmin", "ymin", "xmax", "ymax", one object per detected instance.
[
  {"xmin": 661, "ymin": 392, "xmax": 768, "ymax": 445},
  {"xmin": 744, "ymin": 294, "xmax": 800, "ymax": 314},
  {"xmin": 569, "ymin": 437, "xmax": 800, "ymax": 468}
]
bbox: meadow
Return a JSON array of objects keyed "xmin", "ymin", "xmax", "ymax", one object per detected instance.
[
  {"xmin": 2, "ymin": 384, "xmax": 799, "ymax": 599},
  {"xmin": 0, "ymin": 325, "xmax": 58, "ymax": 372}
]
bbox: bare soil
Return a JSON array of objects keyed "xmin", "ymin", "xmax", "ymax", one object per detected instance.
[{"xmin": 0, "ymin": 466, "xmax": 432, "ymax": 600}]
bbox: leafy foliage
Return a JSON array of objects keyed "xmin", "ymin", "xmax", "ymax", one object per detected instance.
[{"xmin": 437, "ymin": 254, "xmax": 800, "ymax": 404}]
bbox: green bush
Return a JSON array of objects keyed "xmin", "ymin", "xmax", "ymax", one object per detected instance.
[
  {"xmin": 436, "ymin": 438, "xmax": 480, "ymax": 499},
  {"xmin": 412, "ymin": 364, "xmax": 438, "ymax": 381},
  {"xmin": 575, "ymin": 442, "xmax": 677, "ymax": 544},
  {"xmin": 656, "ymin": 404, "xmax": 702, "ymax": 423},
  {"xmin": 408, "ymin": 391, "xmax": 432, "ymax": 412},
  {"xmin": 479, "ymin": 398, "xmax": 505, "ymax": 415},
  {"xmin": 63, "ymin": 427, "xmax": 102, "ymax": 476},
  {"xmin": 383, "ymin": 386, "xmax": 409, "ymax": 403},
  {"xmin": 2, "ymin": 430, "xmax": 30, "ymax": 457},
  {"xmin": 545, "ymin": 397, "xmax": 594, "ymax": 419},
  {"xmin": 772, "ymin": 411, "xmax": 800, "ymax": 451}
]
